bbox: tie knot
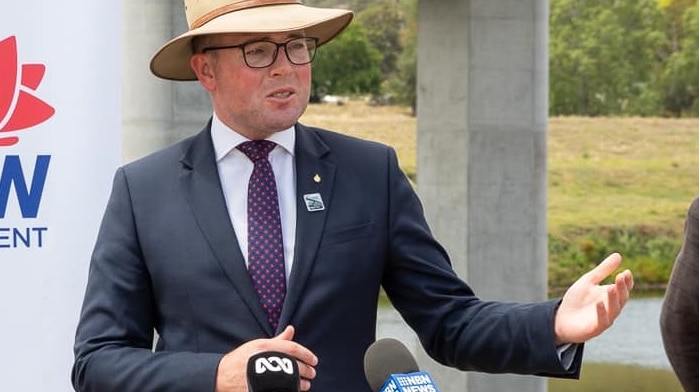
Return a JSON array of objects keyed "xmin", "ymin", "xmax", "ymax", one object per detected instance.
[{"xmin": 237, "ymin": 140, "xmax": 277, "ymax": 162}]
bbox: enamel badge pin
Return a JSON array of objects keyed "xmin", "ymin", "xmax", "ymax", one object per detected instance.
[{"xmin": 303, "ymin": 193, "xmax": 325, "ymax": 212}]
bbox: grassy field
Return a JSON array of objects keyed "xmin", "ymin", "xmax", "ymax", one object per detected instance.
[
  {"xmin": 301, "ymin": 99, "xmax": 418, "ymax": 177},
  {"xmin": 301, "ymin": 100, "xmax": 699, "ymax": 288},
  {"xmin": 548, "ymin": 116, "xmax": 699, "ymax": 232}
]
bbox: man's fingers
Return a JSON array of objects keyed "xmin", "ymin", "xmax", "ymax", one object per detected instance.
[
  {"xmin": 596, "ymin": 300, "xmax": 608, "ymax": 325},
  {"xmin": 269, "ymin": 326, "xmax": 318, "ymax": 367},
  {"xmin": 614, "ymin": 271, "xmax": 632, "ymax": 306},
  {"xmin": 298, "ymin": 361, "xmax": 317, "ymax": 381},
  {"xmin": 606, "ymin": 284, "xmax": 621, "ymax": 322},
  {"xmin": 300, "ymin": 378, "xmax": 312, "ymax": 391},
  {"xmin": 585, "ymin": 253, "xmax": 623, "ymax": 285},
  {"xmin": 623, "ymin": 269, "xmax": 635, "ymax": 291}
]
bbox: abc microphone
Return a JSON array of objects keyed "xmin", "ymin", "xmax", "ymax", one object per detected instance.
[
  {"xmin": 246, "ymin": 351, "xmax": 300, "ymax": 392},
  {"xmin": 363, "ymin": 338, "xmax": 440, "ymax": 392}
]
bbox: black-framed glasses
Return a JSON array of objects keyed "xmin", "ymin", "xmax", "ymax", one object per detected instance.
[{"xmin": 202, "ymin": 37, "xmax": 319, "ymax": 68}]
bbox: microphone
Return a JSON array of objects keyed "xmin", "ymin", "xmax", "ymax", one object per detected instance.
[
  {"xmin": 363, "ymin": 338, "xmax": 440, "ymax": 392},
  {"xmin": 246, "ymin": 351, "xmax": 300, "ymax": 392}
]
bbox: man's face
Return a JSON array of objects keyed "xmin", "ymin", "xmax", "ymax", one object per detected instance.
[{"xmin": 191, "ymin": 32, "xmax": 312, "ymax": 140}]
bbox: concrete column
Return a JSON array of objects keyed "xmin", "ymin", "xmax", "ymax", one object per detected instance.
[
  {"xmin": 122, "ymin": 0, "xmax": 173, "ymax": 163},
  {"xmin": 416, "ymin": 1, "xmax": 549, "ymax": 391},
  {"xmin": 122, "ymin": 0, "xmax": 209, "ymax": 163},
  {"xmin": 168, "ymin": 0, "xmax": 212, "ymax": 144}
]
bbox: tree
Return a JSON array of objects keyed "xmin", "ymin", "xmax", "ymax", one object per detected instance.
[
  {"xmin": 348, "ymin": 0, "xmax": 375, "ymax": 13},
  {"xmin": 549, "ymin": 0, "xmax": 666, "ymax": 116},
  {"xmin": 386, "ymin": 0, "xmax": 417, "ymax": 113},
  {"xmin": 355, "ymin": 1, "xmax": 405, "ymax": 80},
  {"xmin": 304, "ymin": 0, "xmax": 372, "ymax": 13},
  {"xmin": 659, "ymin": 2, "xmax": 699, "ymax": 115},
  {"xmin": 658, "ymin": 0, "xmax": 698, "ymax": 52},
  {"xmin": 311, "ymin": 23, "xmax": 382, "ymax": 100},
  {"xmin": 304, "ymin": 0, "xmax": 347, "ymax": 8}
]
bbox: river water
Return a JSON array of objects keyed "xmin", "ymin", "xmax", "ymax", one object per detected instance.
[
  {"xmin": 377, "ymin": 296, "xmax": 670, "ymax": 369},
  {"xmin": 582, "ymin": 296, "xmax": 669, "ymax": 368}
]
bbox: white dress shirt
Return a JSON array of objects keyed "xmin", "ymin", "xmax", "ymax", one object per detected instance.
[{"xmin": 211, "ymin": 113, "xmax": 297, "ymax": 281}]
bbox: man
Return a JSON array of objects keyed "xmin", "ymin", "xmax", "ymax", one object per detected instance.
[
  {"xmin": 661, "ymin": 196, "xmax": 699, "ymax": 392},
  {"xmin": 72, "ymin": 1, "xmax": 634, "ymax": 391}
]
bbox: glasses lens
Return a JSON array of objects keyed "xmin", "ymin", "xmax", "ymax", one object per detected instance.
[
  {"xmin": 286, "ymin": 38, "xmax": 317, "ymax": 65},
  {"xmin": 240, "ymin": 38, "xmax": 318, "ymax": 68},
  {"xmin": 242, "ymin": 41, "xmax": 277, "ymax": 68}
]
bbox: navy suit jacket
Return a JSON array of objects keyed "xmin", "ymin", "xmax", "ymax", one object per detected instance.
[{"xmin": 72, "ymin": 122, "xmax": 581, "ymax": 392}]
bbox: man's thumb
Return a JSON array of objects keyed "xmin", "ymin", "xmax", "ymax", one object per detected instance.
[{"xmin": 273, "ymin": 325, "xmax": 295, "ymax": 341}]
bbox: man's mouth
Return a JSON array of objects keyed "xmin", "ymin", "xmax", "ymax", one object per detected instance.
[{"xmin": 270, "ymin": 91, "xmax": 293, "ymax": 99}]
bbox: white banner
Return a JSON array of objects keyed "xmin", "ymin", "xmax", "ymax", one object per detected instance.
[{"xmin": 0, "ymin": 2, "xmax": 121, "ymax": 391}]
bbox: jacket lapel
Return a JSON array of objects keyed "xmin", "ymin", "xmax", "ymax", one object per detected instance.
[
  {"xmin": 278, "ymin": 124, "xmax": 335, "ymax": 328},
  {"xmin": 179, "ymin": 123, "xmax": 273, "ymax": 335}
]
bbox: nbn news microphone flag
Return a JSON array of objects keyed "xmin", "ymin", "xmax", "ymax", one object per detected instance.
[{"xmin": 379, "ymin": 372, "xmax": 440, "ymax": 392}]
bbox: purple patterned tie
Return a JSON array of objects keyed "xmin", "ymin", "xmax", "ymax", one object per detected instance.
[{"xmin": 237, "ymin": 140, "xmax": 286, "ymax": 330}]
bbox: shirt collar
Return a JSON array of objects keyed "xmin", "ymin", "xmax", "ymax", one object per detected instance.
[{"xmin": 211, "ymin": 112, "xmax": 296, "ymax": 162}]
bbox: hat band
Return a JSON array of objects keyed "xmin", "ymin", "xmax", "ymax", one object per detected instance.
[{"xmin": 190, "ymin": 0, "xmax": 303, "ymax": 29}]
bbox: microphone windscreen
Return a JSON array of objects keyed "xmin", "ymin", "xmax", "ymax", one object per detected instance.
[
  {"xmin": 363, "ymin": 338, "xmax": 420, "ymax": 392},
  {"xmin": 246, "ymin": 351, "xmax": 299, "ymax": 392}
]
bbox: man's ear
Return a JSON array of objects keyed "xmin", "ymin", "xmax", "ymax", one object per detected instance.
[{"xmin": 190, "ymin": 53, "xmax": 215, "ymax": 91}]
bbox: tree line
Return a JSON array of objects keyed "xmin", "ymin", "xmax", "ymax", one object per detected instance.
[
  {"xmin": 551, "ymin": 0, "xmax": 699, "ymax": 116},
  {"xmin": 306, "ymin": 0, "xmax": 417, "ymax": 110},
  {"xmin": 307, "ymin": 0, "xmax": 699, "ymax": 117}
]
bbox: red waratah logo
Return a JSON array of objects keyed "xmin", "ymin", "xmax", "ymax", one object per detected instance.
[{"xmin": 0, "ymin": 36, "xmax": 55, "ymax": 147}]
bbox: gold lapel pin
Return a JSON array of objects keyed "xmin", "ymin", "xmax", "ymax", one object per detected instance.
[{"xmin": 313, "ymin": 173, "xmax": 321, "ymax": 183}]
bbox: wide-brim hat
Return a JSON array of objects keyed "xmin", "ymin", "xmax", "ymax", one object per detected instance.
[{"xmin": 150, "ymin": 0, "xmax": 354, "ymax": 81}]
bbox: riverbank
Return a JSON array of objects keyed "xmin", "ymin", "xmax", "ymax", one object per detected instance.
[{"xmin": 549, "ymin": 283, "xmax": 667, "ymax": 298}]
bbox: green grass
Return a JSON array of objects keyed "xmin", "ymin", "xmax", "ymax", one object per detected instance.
[
  {"xmin": 301, "ymin": 101, "xmax": 699, "ymax": 288},
  {"xmin": 547, "ymin": 116, "xmax": 699, "ymax": 232},
  {"xmin": 301, "ymin": 100, "xmax": 417, "ymax": 177}
]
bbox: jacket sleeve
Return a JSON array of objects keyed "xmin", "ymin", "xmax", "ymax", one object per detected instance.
[
  {"xmin": 660, "ymin": 196, "xmax": 699, "ymax": 392},
  {"xmin": 71, "ymin": 168, "xmax": 223, "ymax": 392},
  {"xmin": 380, "ymin": 146, "xmax": 582, "ymax": 378}
]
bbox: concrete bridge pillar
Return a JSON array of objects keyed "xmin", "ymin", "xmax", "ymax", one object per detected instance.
[
  {"xmin": 416, "ymin": 1, "xmax": 549, "ymax": 391},
  {"xmin": 122, "ymin": 0, "xmax": 208, "ymax": 163}
]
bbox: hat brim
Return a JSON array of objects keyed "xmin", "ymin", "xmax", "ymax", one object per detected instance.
[{"xmin": 150, "ymin": 3, "xmax": 353, "ymax": 81}]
